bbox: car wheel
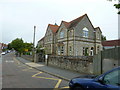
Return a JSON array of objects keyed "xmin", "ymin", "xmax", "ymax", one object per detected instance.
[{"xmin": 73, "ymin": 86, "xmax": 84, "ymax": 90}]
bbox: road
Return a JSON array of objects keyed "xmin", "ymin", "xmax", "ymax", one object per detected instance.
[{"xmin": 2, "ymin": 52, "xmax": 69, "ymax": 89}]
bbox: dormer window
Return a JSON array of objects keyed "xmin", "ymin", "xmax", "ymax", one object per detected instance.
[
  {"xmin": 60, "ymin": 30, "xmax": 64, "ymax": 38},
  {"xmin": 83, "ymin": 27, "xmax": 89, "ymax": 38}
]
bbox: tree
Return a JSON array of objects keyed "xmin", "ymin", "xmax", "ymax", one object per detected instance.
[
  {"xmin": 101, "ymin": 35, "xmax": 107, "ymax": 41},
  {"xmin": 114, "ymin": 3, "xmax": 120, "ymax": 14},
  {"xmin": 7, "ymin": 43, "xmax": 12, "ymax": 50},
  {"xmin": 107, "ymin": 0, "xmax": 120, "ymax": 14},
  {"xmin": 23, "ymin": 42, "xmax": 33, "ymax": 55},
  {"xmin": 24, "ymin": 42, "xmax": 33, "ymax": 51},
  {"xmin": 11, "ymin": 38, "xmax": 24, "ymax": 55}
]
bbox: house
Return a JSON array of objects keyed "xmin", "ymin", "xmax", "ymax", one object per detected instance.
[
  {"xmin": 38, "ymin": 14, "xmax": 102, "ymax": 56},
  {"xmin": 0, "ymin": 43, "xmax": 8, "ymax": 53},
  {"xmin": 40, "ymin": 24, "xmax": 59, "ymax": 54},
  {"xmin": 102, "ymin": 39, "xmax": 120, "ymax": 50},
  {"xmin": 37, "ymin": 37, "xmax": 45, "ymax": 48}
]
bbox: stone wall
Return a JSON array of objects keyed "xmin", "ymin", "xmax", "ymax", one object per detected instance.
[
  {"xmin": 47, "ymin": 55, "xmax": 93, "ymax": 74},
  {"xmin": 21, "ymin": 55, "xmax": 33, "ymax": 61}
]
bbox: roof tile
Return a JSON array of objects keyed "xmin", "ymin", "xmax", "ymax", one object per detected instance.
[
  {"xmin": 49, "ymin": 24, "xmax": 59, "ymax": 33},
  {"xmin": 102, "ymin": 39, "xmax": 120, "ymax": 46}
]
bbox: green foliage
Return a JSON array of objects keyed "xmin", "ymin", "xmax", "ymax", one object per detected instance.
[
  {"xmin": 107, "ymin": 0, "xmax": 120, "ymax": 14},
  {"xmin": 114, "ymin": 4, "xmax": 120, "ymax": 9},
  {"xmin": 24, "ymin": 42, "xmax": 33, "ymax": 51},
  {"xmin": 7, "ymin": 43, "xmax": 12, "ymax": 50},
  {"xmin": 2, "ymin": 48, "xmax": 8, "ymax": 52},
  {"xmin": 10, "ymin": 38, "xmax": 33, "ymax": 55},
  {"xmin": 114, "ymin": 3, "xmax": 120, "ymax": 14},
  {"xmin": 11, "ymin": 38, "xmax": 24, "ymax": 52},
  {"xmin": 101, "ymin": 35, "xmax": 107, "ymax": 41}
]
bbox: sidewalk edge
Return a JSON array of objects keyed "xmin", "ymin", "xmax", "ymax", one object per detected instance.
[{"xmin": 16, "ymin": 57, "xmax": 70, "ymax": 82}]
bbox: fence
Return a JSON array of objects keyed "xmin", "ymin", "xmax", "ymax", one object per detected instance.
[{"xmin": 93, "ymin": 47, "xmax": 120, "ymax": 75}]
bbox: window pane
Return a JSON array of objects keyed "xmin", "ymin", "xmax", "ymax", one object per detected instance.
[
  {"xmin": 104, "ymin": 69, "xmax": 120, "ymax": 86},
  {"xmin": 60, "ymin": 31, "xmax": 64, "ymax": 38}
]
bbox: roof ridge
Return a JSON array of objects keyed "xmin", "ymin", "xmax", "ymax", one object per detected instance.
[
  {"xmin": 49, "ymin": 24, "xmax": 59, "ymax": 26},
  {"xmin": 69, "ymin": 14, "xmax": 87, "ymax": 23},
  {"xmin": 68, "ymin": 14, "xmax": 87, "ymax": 28},
  {"xmin": 49, "ymin": 24, "xmax": 59, "ymax": 33}
]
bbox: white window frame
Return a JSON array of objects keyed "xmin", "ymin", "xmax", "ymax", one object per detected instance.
[
  {"xmin": 58, "ymin": 46, "xmax": 60, "ymax": 55},
  {"xmin": 60, "ymin": 31, "xmax": 64, "ymax": 38},
  {"xmin": 83, "ymin": 27, "xmax": 89, "ymax": 38},
  {"xmin": 97, "ymin": 32, "xmax": 100, "ymax": 39}
]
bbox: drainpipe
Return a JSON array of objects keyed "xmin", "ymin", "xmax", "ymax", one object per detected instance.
[
  {"xmin": 94, "ymin": 30, "xmax": 96, "ymax": 55},
  {"xmin": 73, "ymin": 28, "xmax": 75, "ymax": 56},
  {"xmin": 67, "ymin": 29, "xmax": 69, "ymax": 56}
]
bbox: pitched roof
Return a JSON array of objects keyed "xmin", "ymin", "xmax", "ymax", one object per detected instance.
[
  {"xmin": 62, "ymin": 21, "xmax": 71, "ymax": 28},
  {"xmin": 68, "ymin": 14, "xmax": 86, "ymax": 28},
  {"xmin": 94, "ymin": 27, "xmax": 102, "ymax": 33},
  {"xmin": 38, "ymin": 37, "xmax": 45, "ymax": 43},
  {"xmin": 60, "ymin": 14, "xmax": 86, "ymax": 29},
  {"xmin": 48, "ymin": 24, "xmax": 59, "ymax": 33},
  {"xmin": 102, "ymin": 39, "xmax": 120, "ymax": 46}
]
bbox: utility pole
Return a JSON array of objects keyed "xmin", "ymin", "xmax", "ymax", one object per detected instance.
[{"xmin": 32, "ymin": 26, "xmax": 36, "ymax": 62}]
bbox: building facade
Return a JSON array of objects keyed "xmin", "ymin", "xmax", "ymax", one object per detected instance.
[
  {"xmin": 38, "ymin": 24, "xmax": 59, "ymax": 55},
  {"xmin": 38, "ymin": 14, "xmax": 102, "ymax": 56},
  {"xmin": 0, "ymin": 43, "xmax": 8, "ymax": 53}
]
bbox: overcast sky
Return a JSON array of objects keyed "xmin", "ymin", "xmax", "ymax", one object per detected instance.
[{"xmin": 0, "ymin": 0, "xmax": 119, "ymax": 45}]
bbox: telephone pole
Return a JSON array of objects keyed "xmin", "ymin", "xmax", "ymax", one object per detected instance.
[{"xmin": 32, "ymin": 26, "xmax": 36, "ymax": 62}]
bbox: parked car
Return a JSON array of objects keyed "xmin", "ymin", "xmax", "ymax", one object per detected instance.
[
  {"xmin": 69, "ymin": 67, "xmax": 120, "ymax": 90},
  {"xmin": 1, "ymin": 52, "xmax": 6, "ymax": 55}
]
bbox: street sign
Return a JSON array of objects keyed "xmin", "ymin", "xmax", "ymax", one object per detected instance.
[{"xmin": 25, "ymin": 49, "xmax": 28, "ymax": 52}]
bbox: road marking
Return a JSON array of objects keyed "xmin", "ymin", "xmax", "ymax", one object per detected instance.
[
  {"xmin": 54, "ymin": 79, "xmax": 62, "ymax": 88},
  {"xmin": 5, "ymin": 60, "xmax": 14, "ymax": 63},
  {"xmin": 32, "ymin": 72, "xmax": 43, "ymax": 77},
  {"xmin": 13, "ymin": 57, "xmax": 63, "ymax": 88},
  {"xmin": 13, "ymin": 57, "xmax": 20, "ymax": 64},
  {"xmin": 22, "ymin": 67, "xmax": 33, "ymax": 71},
  {"xmin": 18, "ymin": 65, "xmax": 26, "ymax": 67},
  {"xmin": 61, "ymin": 86, "xmax": 69, "ymax": 88},
  {"xmin": 32, "ymin": 72, "xmax": 62, "ymax": 88}
]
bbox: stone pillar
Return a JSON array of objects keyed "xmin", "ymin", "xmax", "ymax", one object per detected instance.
[
  {"xmin": 45, "ymin": 54, "xmax": 48, "ymax": 66},
  {"xmin": 93, "ymin": 51, "xmax": 102, "ymax": 75},
  {"xmin": 34, "ymin": 53, "xmax": 39, "ymax": 63}
]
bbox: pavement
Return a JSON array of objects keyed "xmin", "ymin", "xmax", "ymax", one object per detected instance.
[{"xmin": 16, "ymin": 56, "xmax": 94, "ymax": 81}]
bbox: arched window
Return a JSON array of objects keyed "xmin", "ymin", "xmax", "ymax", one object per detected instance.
[
  {"xmin": 90, "ymin": 47, "xmax": 94, "ymax": 56},
  {"xmin": 83, "ymin": 27, "xmax": 89, "ymax": 38},
  {"xmin": 60, "ymin": 30, "xmax": 64, "ymax": 38}
]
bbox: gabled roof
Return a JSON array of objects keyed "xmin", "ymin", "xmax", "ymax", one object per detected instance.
[
  {"xmin": 62, "ymin": 21, "xmax": 71, "ymax": 28},
  {"xmin": 58, "ymin": 14, "xmax": 87, "ymax": 30},
  {"xmin": 94, "ymin": 27, "xmax": 102, "ymax": 33},
  {"xmin": 68, "ymin": 14, "xmax": 86, "ymax": 28},
  {"xmin": 38, "ymin": 37, "xmax": 45, "ymax": 42},
  {"xmin": 48, "ymin": 24, "xmax": 59, "ymax": 33},
  {"xmin": 102, "ymin": 39, "xmax": 120, "ymax": 46}
]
